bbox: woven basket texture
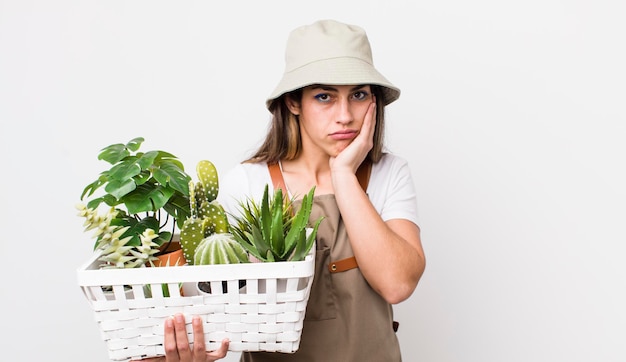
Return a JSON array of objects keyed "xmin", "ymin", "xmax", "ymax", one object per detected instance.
[{"xmin": 77, "ymin": 249, "xmax": 315, "ymax": 361}]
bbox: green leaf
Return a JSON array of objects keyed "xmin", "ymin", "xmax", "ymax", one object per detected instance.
[
  {"xmin": 291, "ymin": 217, "xmax": 323, "ymax": 261},
  {"xmin": 232, "ymin": 232, "xmax": 263, "ymax": 260},
  {"xmin": 259, "ymin": 185, "xmax": 272, "ymax": 246},
  {"xmin": 155, "ymin": 151, "xmax": 185, "ymax": 170},
  {"xmin": 156, "ymin": 231, "xmax": 172, "ymax": 246},
  {"xmin": 98, "ymin": 142, "xmax": 131, "ymax": 164},
  {"xmin": 284, "ymin": 186, "xmax": 315, "ymax": 254},
  {"xmin": 100, "ymin": 194, "xmax": 120, "ymax": 207},
  {"xmin": 164, "ymin": 193, "xmax": 192, "ymax": 229},
  {"xmin": 80, "ymin": 175, "xmax": 107, "ymax": 200},
  {"xmin": 108, "ymin": 156, "xmax": 142, "ymax": 182},
  {"xmin": 265, "ymin": 249, "xmax": 275, "ymax": 262},
  {"xmin": 153, "ymin": 162, "xmax": 192, "ymax": 195},
  {"xmin": 250, "ymin": 224, "xmax": 270, "ymax": 261},
  {"xmin": 135, "ymin": 150, "xmax": 159, "ymax": 171},
  {"xmin": 125, "ymin": 137, "xmax": 145, "ymax": 152},
  {"xmin": 291, "ymin": 229, "xmax": 307, "ymax": 261},
  {"xmin": 270, "ymin": 189, "xmax": 285, "ymax": 256},
  {"xmin": 231, "ymin": 242, "xmax": 249, "ymax": 263},
  {"xmin": 96, "ymin": 137, "xmax": 144, "ymax": 166},
  {"xmin": 121, "ymin": 183, "xmax": 174, "ymax": 214},
  {"xmin": 104, "ymin": 178, "xmax": 137, "ymax": 200},
  {"xmin": 85, "ymin": 196, "xmax": 105, "ymax": 210},
  {"xmin": 109, "ymin": 215, "xmax": 158, "ymax": 246},
  {"xmin": 133, "ymin": 171, "xmax": 151, "ymax": 186}
]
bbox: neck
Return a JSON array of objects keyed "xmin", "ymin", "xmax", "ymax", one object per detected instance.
[{"xmin": 280, "ymin": 155, "xmax": 333, "ymax": 196}]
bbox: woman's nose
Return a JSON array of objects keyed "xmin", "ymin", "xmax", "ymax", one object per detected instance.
[{"xmin": 335, "ymin": 98, "xmax": 354, "ymax": 124}]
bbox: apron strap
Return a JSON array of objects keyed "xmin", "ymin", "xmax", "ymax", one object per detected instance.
[
  {"xmin": 328, "ymin": 256, "xmax": 358, "ymax": 273},
  {"xmin": 268, "ymin": 162, "xmax": 286, "ymax": 192},
  {"xmin": 355, "ymin": 159, "xmax": 372, "ymax": 193}
]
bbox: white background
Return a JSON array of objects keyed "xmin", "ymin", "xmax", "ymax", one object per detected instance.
[{"xmin": 1, "ymin": 1, "xmax": 625, "ymax": 361}]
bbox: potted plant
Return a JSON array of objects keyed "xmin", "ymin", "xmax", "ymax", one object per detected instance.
[
  {"xmin": 229, "ymin": 184, "xmax": 322, "ymax": 262},
  {"xmin": 76, "ymin": 137, "xmax": 192, "ymax": 269}
]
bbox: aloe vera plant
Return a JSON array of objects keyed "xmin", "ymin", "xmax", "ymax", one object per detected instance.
[{"xmin": 230, "ymin": 184, "xmax": 323, "ymax": 262}]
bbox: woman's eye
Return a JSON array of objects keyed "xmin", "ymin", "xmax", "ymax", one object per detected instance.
[
  {"xmin": 315, "ymin": 93, "xmax": 330, "ymax": 102},
  {"xmin": 353, "ymin": 91, "xmax": 368, "ymax": 100}
]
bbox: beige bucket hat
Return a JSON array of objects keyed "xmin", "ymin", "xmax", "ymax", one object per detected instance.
[{"xmin": 266, "ymin": 19, "xmax": 401, "ymax": 109}]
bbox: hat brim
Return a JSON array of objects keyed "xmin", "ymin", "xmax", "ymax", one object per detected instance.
[{"xmin": 266, "ymin": 57, "xmax": 400, "ymax": 109}]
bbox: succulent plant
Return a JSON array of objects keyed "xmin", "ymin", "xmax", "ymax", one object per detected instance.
[
  {"xmin": 76, "ymin": 205, "xmax": 162, "ymax": 268},
  {"xmin": 229, "ymin": 184, "xmax": 323, "ymax": 262},
  {"xmin": 193, "ymin": 233, "xmax": 249, "ymax": 265},
  {"xmin": 179, "ymin": 160, "xmax": 232, "ymax": 264}
]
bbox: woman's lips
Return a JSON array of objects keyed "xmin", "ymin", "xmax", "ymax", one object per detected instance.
[{"xmin": 330, "ymin": 130, "xmax": 357, "ymax": 140}]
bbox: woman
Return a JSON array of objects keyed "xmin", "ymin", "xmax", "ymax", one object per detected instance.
[{"xmin": 138, "ymin": 19, "xmax": 426, "ymax": 362}]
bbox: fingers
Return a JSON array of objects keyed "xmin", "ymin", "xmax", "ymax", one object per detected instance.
[
  {"xmin": 173, "ymin": 314, "xmax": 193, "ymax": 360},
  {"xmin": 191, "ymin": 316, "xmax": 206, "ymax": 356},
  {"xmin": 189, "ymin": 317, "xmax": 231, "ymax": 362},
  {"xmin": 158, "ymin": 314, "xmax": 230, "ymax": 362},
  {"xmin": 206, "ymin": 338, "xmax": 230, "ymax": 361},
  {"xmin": 162, "ymin": 316, "xmax": 180, "ymax": 361},
  {"xmin": 162, "ymin": 313, "xmax": 193, "ymax": 361},
  {"xmin": 362, "ymin": 97, "xmax": 377, "ymax": 141}
]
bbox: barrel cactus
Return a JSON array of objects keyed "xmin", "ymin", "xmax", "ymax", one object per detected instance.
[{"xmin": 193, "ymin": 233, "xmax": 249, "ymax": 265}]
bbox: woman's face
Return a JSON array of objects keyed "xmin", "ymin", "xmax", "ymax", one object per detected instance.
[{"xmin": 288, "ymin": 84, "xmax": 373, "ymax": 158}]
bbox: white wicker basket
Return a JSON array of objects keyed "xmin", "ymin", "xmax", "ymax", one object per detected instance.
[{"xmin": 76, "ymin": 248, "xmax": 315, "ymax": 361}]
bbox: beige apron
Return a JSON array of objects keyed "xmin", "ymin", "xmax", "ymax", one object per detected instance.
[{"xmin": 240, "ymin": 162, "xmax": 401, "ymax": 362}]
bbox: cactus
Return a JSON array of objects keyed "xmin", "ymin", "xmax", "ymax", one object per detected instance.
[
  {"xmin": 193, "ymin": 233, "xmax": 249, "ymax": 265},
  {"xmin": 180, "ymin": 160, "xmax": 234, "ymax": 264}
]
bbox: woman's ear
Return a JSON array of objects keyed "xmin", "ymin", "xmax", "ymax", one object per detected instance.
[{"xmin": 285, "ymin": 96, "xmax": 301, "ymax": 115}]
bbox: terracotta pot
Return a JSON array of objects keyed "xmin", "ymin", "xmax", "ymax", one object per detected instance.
[
  {"xmin": 149, "ymin": 241, "xmax": 186, "ymax": 297},
  {"xmin": 154, "ymin": 247, "xmax": 186, "ymax": 267},
  {"xmin": 153, "ymin": 240, "xmax": 187, "ymax": 267}
]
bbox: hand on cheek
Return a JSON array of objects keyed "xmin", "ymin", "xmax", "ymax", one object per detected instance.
[{"xmin": 331, "ymin": 98, "xmax": 377, "ymax": 173}]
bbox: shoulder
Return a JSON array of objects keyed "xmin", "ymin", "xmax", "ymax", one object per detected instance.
[
  {"xmin": 221, "ymin": 162, "xmax": 269, "ymax": 182},
  {"xmin": 218, "ymin": 162, "xmax": 272, "ymax": 206},
  {"xmin": 370, "ymin": 153, "xmax": 412, "ymax": 185},
  {"xmin": 369, "ymin": 153, "xmax": 420, "ymax": 225},
  {"xmin": 372, "ymin": 153, "xmax": 409, "ymax": 172},
  {"xmin": 368, "ymin": 152, "xmax": 416, "ymax": 201}
]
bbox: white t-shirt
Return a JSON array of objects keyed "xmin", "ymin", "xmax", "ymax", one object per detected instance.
[{"xmin": 217, "ymin": 153, "xmax": 420, "ymax": 227}]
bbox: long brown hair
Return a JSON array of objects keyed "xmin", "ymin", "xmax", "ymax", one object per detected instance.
[{"xmin": 245, "ymin": 85, "xmax": 387, "ymax": 164}]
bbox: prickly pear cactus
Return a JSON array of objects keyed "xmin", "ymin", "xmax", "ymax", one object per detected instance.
[
  {"xmin": 179, "ymin": 217, "xmax": 206, "ymax": 263},
  {"xmin": 197, "ymin": 159, "xmax": 219, "ymax": 202},
  {"xmin": 193, "ymin": 233, "xmax": 249, "ymax": 265},
  {"xmin": 180, "ymin": 160, "xmax": 236, "ymax": 264}
]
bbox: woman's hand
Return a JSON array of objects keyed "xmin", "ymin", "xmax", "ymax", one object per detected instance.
[
  {"xmin": 330, "ymin": 97, "xmax": 376, "ymax": 174},
  {"xmin": 131, "ymin": 313, "xmax": 229, "ymax": 362}
]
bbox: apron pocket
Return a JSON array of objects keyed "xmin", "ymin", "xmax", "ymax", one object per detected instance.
[{"xmin": 304, "ymin": 246, "xmax": 337, "ymax": 321}]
